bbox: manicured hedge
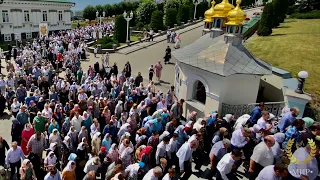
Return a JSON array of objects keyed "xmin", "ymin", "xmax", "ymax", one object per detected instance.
[{"xmin": 290, "ymin": 10, "xmax": 320, "ymax": 19}]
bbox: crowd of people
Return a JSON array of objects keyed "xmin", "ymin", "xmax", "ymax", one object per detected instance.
[{"xmin": 0, "ymin": 24, "xmax": 319, "ymax": 180}]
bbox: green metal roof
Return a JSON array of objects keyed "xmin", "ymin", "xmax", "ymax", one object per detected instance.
[{"xmin": 35, "ymin": 0, "xmax": 74, "ymax": 4}]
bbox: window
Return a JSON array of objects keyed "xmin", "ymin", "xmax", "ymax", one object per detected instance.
[
  {"xmin": 194, "ymin": 81, "xmax": 206, "ymax": 104},
  {"xmin": 2, "ymin": 10, "xmax": 9, "ymax": 22},
  {"xmin": 26, "ymin": 33, "xmax": 32, "ymax": 39},
  {"xmin": 58, "ymin": 11, "xmax": 63, "ymax": 21},
  {"xmin": 4, "ymin": 34, "xmax": 11, "ymax": 41},
  {"xmin": 42, "ymin": 11, "xmax": 47, "ymax": 21},
  {"xmin": 24, "ymin": 11, "xmax": 30, "ymax": 22}
]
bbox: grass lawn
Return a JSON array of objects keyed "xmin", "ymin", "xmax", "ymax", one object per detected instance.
[
  {"xmin": 245, "ymin": 19, "xmax": 320, "ymax": 108},
  {"xmin": 119, "ymin": 36, "xmax": 140, "ymax": 46},
  {"xmin": 72, "ymin": 21, "xmax": 88, "ymax": 29}
]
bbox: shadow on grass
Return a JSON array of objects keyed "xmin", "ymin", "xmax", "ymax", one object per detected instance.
[
  {"xmin": 276, "ymin": 25, "xmax": 290, "ymax": 28},
  {"xmin": 271, "ymin": 33, "xmax": 287, "ymax": 37},
  {"xmin": 285, "ymin": 19, "xmax": 297, "ymax": 23}
]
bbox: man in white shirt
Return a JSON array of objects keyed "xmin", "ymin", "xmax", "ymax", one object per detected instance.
[
  {"xmin": 71, "ymin": 112, "xmax": 83, "ymax": 132},
  {"xmin": 156, "ymin": 98, "xmax": 167, "ymax": 110},
  {"xmin": 142, "ymin": 166, "xmax": 162, "ymax": 180},
  {"xmin": 249, "ymin": 135, "xmax": 275, "ymax": 180},
  {"xmin": 155, "ymin": 136, "xmax": 170, "ymax": 164},
  {"xmin": 176, "ymin": 140, "xmax": 198, "ymax": 180},
  {"xmin": 257, "ymin": 163, "xmax": 288, "ymax": 180},
  {"xmin": 216, "ymin": 149, "xmax": 242, "ymax": 180},
  {"xmin": 231, "ymin": 127, "xmax": 251, "ymax": 149},
  {"xmin": 257, "ymin": 111, "xmax": 273, "ymax": 132}
]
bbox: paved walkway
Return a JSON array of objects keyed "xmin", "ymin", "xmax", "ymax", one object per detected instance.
[{"xmin": 117, "ymin": 21, "xmax": 204, "ymax": 55}]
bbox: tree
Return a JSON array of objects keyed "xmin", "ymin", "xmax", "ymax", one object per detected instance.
[
  {"xmin": 103, "ymin": 4, "xmax": 114, "ymax": 17},
  {"xmin": 83, "ymin": 5, "xmax": 97, "ymax": 21},
  {"xmin": 273, "ymin": 0, "xmax": 281, "ymax": 27},
  {"xmin": 165, "ymin": 8, "xmax": 178, "ymax": 28},
  {"xmin": 164, "ymin": 0, "xmax": 181, "ymax": 26},
  {"xmin": 113, "ymin": 15, "xmax": 127, "ymax": 43},
  {"xmin": 150, "ymin": 10, "xmax": 164, "ymax": 32},
  {"xmin": 257, "ymin": 3, "xmax": 274, "ymax": 36},
  {"xmin": 136, "ymin": 0, "xmax": 157, "ymax": 25},
  {"xmin": 177, "ymin": 4, "xmax": 190, "ymax": 24}
]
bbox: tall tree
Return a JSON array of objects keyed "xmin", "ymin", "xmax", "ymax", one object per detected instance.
[
  {"xmin": 177, "ymin": 4, "xmax": 190, "ymax": 24},
  {"xmin": 83, "ymin": 5, "xmax": 97, "ymax": 21},
  {"xmin": 113, "ymin": 15, "xmax": 127, "ymax": 43},
  {"xmin": 273, "ymin": 0, "xmax": 281, "ymax": 27},
  {"xmin": 257, "ymin": 3, "xmax": 274, "ymax": 36},
  {"xmin": 136, "ymin": 0, "xmax": 157, "ymax": 25},
  {"xmin": 165, "ymin": 8, "xmax": 178, "ymax": 28},
  {"xmin": 150, "ymin": 10, "xmax": 164, "ymax": 32}
]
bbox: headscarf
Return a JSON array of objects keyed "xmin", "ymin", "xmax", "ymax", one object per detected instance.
[
  {"xmin": 159, "ymin": 131, "xmax": 170, "ymax": 142},
  {"xmin": 68, "ymin": 153, "xmax": 77, "ymax": 161},
  {"xmin": 49, "ymin": 142, "xmax": 57, "ymax": 151},
  {"xmin": 102, "ymin": 133, "xmax": 112, "ymax": 151},
  {"xmin": 21, "ymin": 159, "xmax": 31, "ymax": 169},
  {"xmin": 93, "ymin": 132, "xmax": 101, "ymax": 139},
  {"xmin": 174, "ymin": 125, "xmax": 185, "ymax": 134},
  {"xmin": 125, "ymin": 163, "xmax": 140, "ymax": 177},
  {"xmin": 193, "ymin": 118, "xmax": 205, "ymax": 132},
  {"xmin": 136, "ymin": 135, "xmax": 147, "ymax": 145},
  {"xmin": 63, "ymin": 160, "xmax": 75, "ymax": 172},
  {"xmin": 273, "ymin": 133, "xmax": 285, "ymax": 143},
  {"xmin": 121, "ymin": 147, "xmax": 133, "ymax": 159},
  {"xmin": 109, "ymin": 143, "xmax": 117, "ymax": 153},
  {"xmin": 223, "ymin": 114, "xmax": 234, "ymax": 123},
  {"xmin": 63, "ymin": 136, "xmax": 71, "ymax": 147},
  {"xmin": 302, "ymin": 117, "xmax": 315, "ymax": 128},
  {"xmin": 138, "ymin": 146, "xmax": 152, "ymax": 160},
  {"xmin": 45, "ymin": 151, "xmax": 57, "ymax": 165},
  {"xmin": 77, "ymin": 142, "xmax": 85, "ymax": 150}
]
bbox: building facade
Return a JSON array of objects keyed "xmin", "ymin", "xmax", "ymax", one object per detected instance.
[{"xmin": 0, "ymin": 0, "xmax": 75, "ymax": 42}]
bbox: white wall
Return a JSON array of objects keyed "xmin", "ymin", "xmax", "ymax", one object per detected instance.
[
  {"xmin": 175, "ymin": 62, "xmax": 262, "ymax": 117},
  {"xmin": 0, "ymin": 0, "xmax": 73, "ymax": 39}
]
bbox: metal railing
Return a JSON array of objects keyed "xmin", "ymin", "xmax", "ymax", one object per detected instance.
[{"xmin": 221, "ymin": 102, "xmax": 286, "ymax": 118}]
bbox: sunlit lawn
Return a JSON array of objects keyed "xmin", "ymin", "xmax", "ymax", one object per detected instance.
[{"xmin": 245, "ymin": 19, "xmax": 320, "ymax": 107}]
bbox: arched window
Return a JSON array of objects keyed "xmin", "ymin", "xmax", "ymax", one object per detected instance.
[
  {"xmin": 194, "ymin": 81, "xmax": 206, "ymax": 104},
  {"xmin": 216, "ymin": 19, "xmax": 221, "ymax": 28}
]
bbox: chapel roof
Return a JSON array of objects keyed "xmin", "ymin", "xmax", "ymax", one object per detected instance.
[
  {"xmin": 28, "ymin": 0, "xmax": 74, "ymax": 3},
  {"xmin": 172, "ymin": 34, "xmax": 272, "ymax": 76}
]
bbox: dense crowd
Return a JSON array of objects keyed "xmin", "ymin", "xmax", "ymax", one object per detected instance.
[{"xmin": 0, "ymin": 26, "xmax": 319, "ymax": 180}]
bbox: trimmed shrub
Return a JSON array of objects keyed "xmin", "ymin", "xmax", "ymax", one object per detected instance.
[
  {"xmin": 177, "ymin": 4, "xmax": 190, "ymax": 24},
  {"xmin": 165, "ymin": 8, "xmax": 178, "ymax": 28},
  {"xmin": 273, "ymin": 0, "xmax": 281, "ymax": 27},
  {"xmin": 95, "ymin": 36, "xmax": 119, "ymax": 49},
  {"xmin": 135, "ymin": 22, "xmax": 145, "ymax": 31},
  {"xmin": 290, "ymin": 10, "xmax": 320, "ymax": 19},
  {"xmin": 257, "ymin": 3, "xmax": 274, "ymax": 36},
  {"xmin": 150, "ymin": 10, "xmax": 164, "ymax": 32},
  {"xmin": 113, "ymin": 15, "xmax": 127, "ymax": 43}
]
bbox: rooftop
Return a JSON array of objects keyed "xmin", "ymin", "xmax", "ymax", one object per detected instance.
[
  {"xmin": 172, "ymin": 34, "xmax": 272, "ymax": 77},
  {"xmin": 25, "ymin": 0, "xmax": 74, "ymax": 3}
]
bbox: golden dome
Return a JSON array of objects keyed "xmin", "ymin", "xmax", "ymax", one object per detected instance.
[
  {"xmin": 212, "ymin": 0, "xmax": 235, "ymax": 18},
  {"xmin": 226, "ymin": 0, "xmax": 246, "ymax": 25},
  {"xmin": 204, "ymin": 0, "xmax": 216, "ymax": 23}
]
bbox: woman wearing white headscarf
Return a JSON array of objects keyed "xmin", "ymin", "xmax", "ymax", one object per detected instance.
[
  {"xmin": 19, "ymin": 159, "xmax": 36, "ymax": 180},
  {"xmin": 193, "ymin": 118, "xmax": 206, "ymax": 132},
  {"xmin": 44, "ymin": 151, "xmax": 57, "ymax": 168},
  {"xmin": 67, "ymin": 126, "xmax": 78, "ymax": 153},
  {"xmin": 91, "ymin": 132, "xmax": 101, "ymax": 155},
  {"xmin": 115, "ymin": 101, "xmax": 123, "ymax": 119},
  {"xmin": 62, "ymin": 160, "xmax": 76, "ymax": 180},
  {"xmin": 159, "ymin": 131, "xmax": 170, "ymax": 142},
  {"xmin": 117, "ymin": 123, "xmax": 131, "ymax": 141},
  {"xmin": 107, "ymin": 143, "xmax": 119, "ymax": 162},
  {"xmin": 49, "ymin": 129, "xmax": 61, "ymax": 145},
  {"xmin": 271, "ymin": 132, "xmax": 285, "ymax": 163},
  {"xmin": 121, "ymin": 147, "xmax": 134, "ymax": 169}
]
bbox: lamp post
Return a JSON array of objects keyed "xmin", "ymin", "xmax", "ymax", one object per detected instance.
[
  {"xmin": 295, "ymin": 71, "xmax": 308, "ymax": 94},
  {"xmin": 123, "ymin": 10, "xmax": 133, "ymax": 44},
  {"xmin": 193, "ymin": 0, "xmax": 200, "ymax": 20},
  {"xmin": 96, "ymin": 11, "xmax": 105, "ymax": 26}
]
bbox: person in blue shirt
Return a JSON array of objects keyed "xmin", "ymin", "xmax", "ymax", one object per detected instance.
[
  {"xmin": 247, "ymin": 102, "xmax": 265, "ymax": 127},
  {"xmin": 278, "ymin": 107, "xmax": 300, "ymax": 133}
]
